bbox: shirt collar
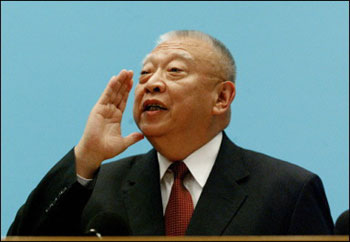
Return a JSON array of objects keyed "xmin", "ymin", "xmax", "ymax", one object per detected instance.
[{"xmin": 158, "ymin": 132, "xmax": 223, "ymax": 187}]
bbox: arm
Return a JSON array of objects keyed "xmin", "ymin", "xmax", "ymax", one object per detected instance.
[
  {"xmin": 288, "ymin": 174, "xmax": 334, "ymax": 235},
  {"xmin": 7, "ymin": 70, "xmax": 144, "ymax": 235},
  {"xmin": 75, "ymin": 69, "xmax": 143, "ymax": 178},
  {"xmin": 7, "ymin": 149, "xmax": 91, "ymax": 235}
]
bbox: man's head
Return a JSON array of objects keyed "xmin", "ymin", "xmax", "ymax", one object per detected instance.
[
  {"xmin": 133, "ymin": 30, "xmax": 236, "ymax": 154},
  {"xmin": 157, "ymin": 30, "xmax": 236, "ymax": 83}
]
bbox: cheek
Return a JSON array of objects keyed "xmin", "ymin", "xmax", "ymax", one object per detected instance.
[
  {"xmin": 171, "ymin": 86, "xmax": 213, "ymax": 116},
  {"xmin": 134, "ymin": 84, "xmax": 143, "ymax": 101},
  {"xmin": 133, "ymin": 86, "xmax": 143, "ymax": 117}
]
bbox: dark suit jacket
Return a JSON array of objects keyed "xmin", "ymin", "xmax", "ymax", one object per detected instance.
[{"xmin": 8, "ymin": 132, "xmax": 334, "ymax": 235}]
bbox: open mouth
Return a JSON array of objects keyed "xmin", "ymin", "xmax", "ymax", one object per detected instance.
[
  {"xmin": 144, "ymin": 104, "xmax": 167, "ymax": 111},
  {"xmin": 143, "ymin": 104, "xmax": 167, "ymax": 111},
  {"xmin": 142, "ymin": 100, "xmax": 168, "ymax": 112}
]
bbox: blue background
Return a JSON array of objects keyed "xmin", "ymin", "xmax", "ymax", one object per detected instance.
[{"xmin": 1, "ymin": 1, "xmax": 349, "ymax": 236}]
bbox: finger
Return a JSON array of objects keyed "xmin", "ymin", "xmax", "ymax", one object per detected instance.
[
  {"xmin": 98, "ymin": 75, "xmax": 123, "ymax": 105},
  {"xmin": 97, "ymin": 76, "xmax": 116, "ymax": 105},
  {"xmin": 107, "ymin": 70, "xmax": 129, "ymax": 103},
  {"xmin": 127, "ymin": 69, "xmax": 133, "ymax": 80},
  {"xmin": 123, "ymin": 132, "xmax": 144, "ymax": 148},
  {"xmin": 98, "ymin": 70, "xmax": 128, "ymax": 105},
  {"xmin": 127, "ymin": 70, "xmax": 134, "ymax": 91},
  {"xmin": 107, "ymin": 69, "xmax": 132, "ymax": 92},
  {"xmin": 113, "ymin": 72, "xmax": 133, "ymax": 107},
  {"xmin": 117, "ymin": 83, "xmax": 131, "ymax": 112}
]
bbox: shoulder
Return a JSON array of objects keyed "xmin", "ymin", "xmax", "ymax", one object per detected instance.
[
  {"xmin": 229, "ymin": 144, "xmax": 329, "ymax": 210},
  {"xmin": 242, "ymin": 146, "xmax": 313, "ymax": 176},
  {"xmin": 222, "ymin": 133, "xmax": 316, "ymax": 183},
  {"xmin": 99, "ymin": 153, "xmax": 148, "ymax": 176},
  {"xmin": 222, "ymin": 140, "xmax": 334, "ymax": 234},
  {"xmin": 236, "ymin": 145, "xmax": 321, "ymax": 192},
  {"xmin": 96, "ymin": 148, "xmax": 157, "ymax": 182},
  {"xmin": 221, "ymin": 133, "xmax": 319, "ymax": 191}
]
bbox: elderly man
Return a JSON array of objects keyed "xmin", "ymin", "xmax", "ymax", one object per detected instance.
[{"xmin": 8, "ymin": 30, "xmax": 334, "ymax": 236}]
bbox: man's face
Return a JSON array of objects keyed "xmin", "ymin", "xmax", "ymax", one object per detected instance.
[{"xmin": 133, "ymin": 38, "xmax": 222, "ymax": 138}]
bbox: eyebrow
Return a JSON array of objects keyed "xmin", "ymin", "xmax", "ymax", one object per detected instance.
[{"xmin": 141, "ymin": 51, "xmax": 195, "ymax": 66}]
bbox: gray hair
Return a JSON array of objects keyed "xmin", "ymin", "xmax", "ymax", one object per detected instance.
[{"xmin": 157, "ymin": 30, "xmax": 236, "ymax": 83}]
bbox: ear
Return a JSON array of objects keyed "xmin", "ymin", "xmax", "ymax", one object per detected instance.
[{"xmin": 212, "ymin": 81, "xmax": 236, "ymax": 115}]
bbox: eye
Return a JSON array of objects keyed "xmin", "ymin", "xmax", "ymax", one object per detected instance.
[
  {"xmin": 169, "ymin": 67, "xmax": 182, "ymax": 73},
  {"xmin": 140, "ymin": 70, "xmax": 150, "ymax": 75}
]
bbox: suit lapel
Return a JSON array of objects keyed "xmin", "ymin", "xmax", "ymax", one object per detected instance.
[
  {"xmin": 121, "ymin": 149, "xmax": 165, "ymax": 235},
  {"xmin": 122, "ymin": 133, "xmax": 249, "ymax": 235},
  {"xmin": 187, "ymin": 132, "xmax": 249, "ymax": 235}
]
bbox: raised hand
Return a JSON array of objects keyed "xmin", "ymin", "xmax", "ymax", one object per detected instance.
[{"xmin": 74, "ymin": 70, "xmax": 144, "ymax": 178}]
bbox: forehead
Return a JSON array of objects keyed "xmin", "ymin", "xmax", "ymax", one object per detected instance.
[
  {"xmin": 142, "ymin": 38, "xmax": 214, "ymax": 65},
  {"xmin": 142, "ymin": 49, "xmax": 194, "ymax": 65}
]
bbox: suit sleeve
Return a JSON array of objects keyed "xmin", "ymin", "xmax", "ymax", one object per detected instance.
[
  {"xmin": 287, "ymin": 174, "xmax": 334, "ymax": 235},
  {"xmin": 7, "ymin": 148, "xmax": 94, "ymax": 236}
]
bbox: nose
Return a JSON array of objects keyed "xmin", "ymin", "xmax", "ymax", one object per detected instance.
[{"xmin": 144, "ymin": 71, "xmax": 166, "ymax": 94}]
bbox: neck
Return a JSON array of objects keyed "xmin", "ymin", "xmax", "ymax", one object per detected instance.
[{"xmin": 146, "ymin": 130, "xmax": 222, "ymax": 161}]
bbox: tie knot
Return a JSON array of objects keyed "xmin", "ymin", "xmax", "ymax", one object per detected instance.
[{"xmin": 169, "ymin": 161, "xmax": 189, "ymax": 180}]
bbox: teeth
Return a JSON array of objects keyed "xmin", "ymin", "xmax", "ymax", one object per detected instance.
[
  {"xmin": 148, "ymin": 106, "xmax": 161, "ymax": 111},
  {"xmin": 145, "ymin": 104, "xmax": 166, "ymax": 111}
]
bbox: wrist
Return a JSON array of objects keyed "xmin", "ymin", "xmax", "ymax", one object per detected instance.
[{"xmin": 74, "ymin": 144, "xmax": 103, "ymax": 179}]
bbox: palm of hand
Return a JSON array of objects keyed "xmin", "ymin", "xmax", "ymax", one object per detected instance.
[{"xmin": 84, "ymin": 102, "xmax": 126, "ymax": 160}]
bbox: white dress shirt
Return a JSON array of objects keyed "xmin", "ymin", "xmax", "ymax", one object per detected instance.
[
  {"xmin": 77, "ymin": 132, "xmax": 223, "ymax": 216},
  {"xmin": 158, "ymin": 132, "xmax": 223, "ymax": 214}
]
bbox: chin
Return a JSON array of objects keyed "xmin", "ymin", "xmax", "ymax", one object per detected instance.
[{"xmin": 140, "ymin": 125, "xmax": 167, "ymax": 138}]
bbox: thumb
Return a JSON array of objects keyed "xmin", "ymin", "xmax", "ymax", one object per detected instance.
[{"xmin": 123, "ymin": 132, "xmax": 144, "ymax": 148}]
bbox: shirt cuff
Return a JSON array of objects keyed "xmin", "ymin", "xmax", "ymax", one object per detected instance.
[{"xmin": 77, "ymin": 173, "xmax": 94, "ymax": 189}]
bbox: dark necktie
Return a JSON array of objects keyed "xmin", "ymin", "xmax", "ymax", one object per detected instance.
[{"xmin": 164, "ymin": 161, "xmax": 194, "ymax": 236}]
